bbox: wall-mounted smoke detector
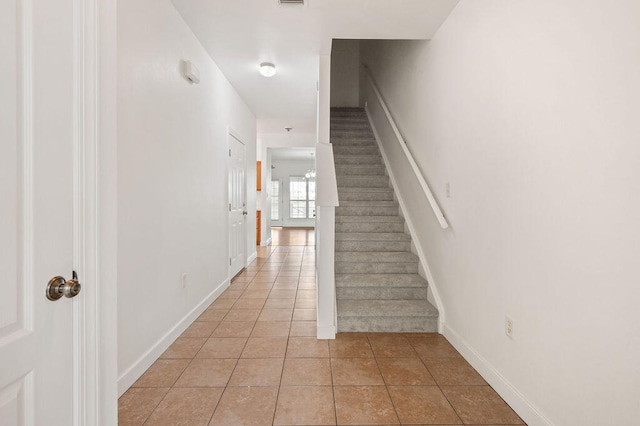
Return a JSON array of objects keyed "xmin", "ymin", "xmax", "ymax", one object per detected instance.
[{"xmin": 285, "ymin": 127, "xmax": 293, "ymax": 132}]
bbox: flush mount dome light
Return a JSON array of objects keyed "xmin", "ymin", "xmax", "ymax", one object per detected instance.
[{"xmin": 259, "ymin": 62, "xmax": 276, "ymax": 77}]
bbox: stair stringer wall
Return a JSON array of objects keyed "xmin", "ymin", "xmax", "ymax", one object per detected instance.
[{"xmin": 364, "ymin": 105, "xmax": 446, "ymax": 332}]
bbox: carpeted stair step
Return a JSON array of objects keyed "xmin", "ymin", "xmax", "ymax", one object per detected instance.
[
  {"xmin": 336, "ymin": 273, "xmax": 429, "ymax": 306},
  {"xmin": 336, "ymin": 201, "xmax": 399, "ymax": 217},
  {"xmin": 336, "ymin": 251, "xmax": 419, "ymax": 274},
  {"xmin": 337, "ymin": 300, "xmax": 438, "ymax": 332},
  {"xmin": 330, "ymin": 108, "xmax": 367, "ymax": 118},
  {"xmin": 332, "ymin": 128, "xmax": 374, "ymax": 136},
  {"xmin": 336, "ymin": 273, "xmax": 427, "ymax": 288},
  {"xmin": 337, "ymin": 176, "xmax": 389, "ymax": 188},
  {"xmin": 330, "ymin": 115, "xmax": 368, "ymax": 121},
  {"xmin": 331, "ymin": 122, "xmax": 370, "ymax": 129},
  {"xmin": 331, "ymin": 106, "xmax": 365, "ymax": 111},
  {"xmin": 331, "ymin": 139, "xmax": 377, "ymax": 147},
  {"xmin": 335, "ymin": 232, "xmax": 411, "ymax": 252},
  {"xmin": 331, "ymin": 114, "xmax": 368, "ymax": 120},
  {"xmin": 331, "ymin": 126, "xmax": 373, "ymax": 131},
  {"xmin": 338, "ymin": 187, "xmax": 394, "ymax": 201},
  {"xmin": 331, "ymin": 115, "xmax": 369, "ymax": 121},
  {"xmin": 336, "ymin": 251, "xmax": 419, "ymax": 263},
  {"xmin": 332, "ymin": 146, "xmax": 380, "ymax": 156},
  {"xmin": 333, "ymin": 155, "xmax": 382, "ymax": 165},
  {"xmin": 330, "ymin": 126, "xmax": 371, "ymax": 132},
  {"xmin": 335, "ymin": 165, "xmax": 386, "ymax": 176},
  {"xmin": 335, "ymin": 216, "xmax": 405, "ymax": 233},
  {"xmin": 337, "ymin": 286, "xmax": 428, "ymax": 300}
]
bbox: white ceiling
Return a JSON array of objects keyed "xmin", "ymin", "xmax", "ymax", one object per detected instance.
[{"xmin": 171, "ymin": 0, "xmax": 459, "ymax": 135}]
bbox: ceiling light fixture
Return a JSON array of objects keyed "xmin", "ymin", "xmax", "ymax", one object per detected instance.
[{"xmin": 259, "ymin": 62, "xmax": 276, "ymax": 77}]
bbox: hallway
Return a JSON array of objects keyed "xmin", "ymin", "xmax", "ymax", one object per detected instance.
[{"xmin": 118, "ymin": 229, "xmax": 523, "ymax": 425}]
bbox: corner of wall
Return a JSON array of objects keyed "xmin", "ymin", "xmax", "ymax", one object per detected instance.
[
  {"xmin": 117, "ymin": 278, "xmax": 229, "ymax": 397},
  {"xmin": 443, "ymin": 324, "xmax": 553, "ymax": 426}
]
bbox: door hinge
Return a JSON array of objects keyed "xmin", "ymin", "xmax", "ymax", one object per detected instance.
[
  {"xmin": 229, "ymin": 149, "xmax": 231, "ymax": 157},
  {"xmin": 229, "ymin": 258, "xmax": 232, "ymax": 266},
  {"xmin": 229, "ymin": 203, "xmax": 232, "ymax": 211}
]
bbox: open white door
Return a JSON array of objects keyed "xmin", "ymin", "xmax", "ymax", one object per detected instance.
[
  {"xmin": 0, "ymin": 0, "xmax": 108, "ymax": 423},
  {"xmin": 228, "ymin": 132, "xmax": 247, "ymax": 278}
]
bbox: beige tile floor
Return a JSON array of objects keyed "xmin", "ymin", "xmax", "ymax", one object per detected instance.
[{"xmin": 119, "ymin": 233, "xmax": 525, "ymax": 425}]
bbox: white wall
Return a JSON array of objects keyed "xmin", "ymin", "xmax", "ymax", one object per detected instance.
[
  {"xmin": 330, "ymin": 39, "xmax": 360, "ymax": 107},
  {"xmin": 361, "ymin": 1, "xmax": 640, "ymax": 425},
  {"xmin": 117, "ymin": 0, "xmax": 256, "ymax": 394}
]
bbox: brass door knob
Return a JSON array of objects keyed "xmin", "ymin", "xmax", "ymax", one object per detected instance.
[{"xmin": 46, "ymin": 276, "xmax": 82, "ymax": 301}]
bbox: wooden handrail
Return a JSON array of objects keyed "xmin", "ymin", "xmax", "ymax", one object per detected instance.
[{"xmin": 363, "ymin": 68, "xmax": 449, "ymax": 229}]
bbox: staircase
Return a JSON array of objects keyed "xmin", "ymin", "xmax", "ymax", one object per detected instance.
[{"xmin": 332, "ymin": 107, "xmax": 439, "ymax": 332}]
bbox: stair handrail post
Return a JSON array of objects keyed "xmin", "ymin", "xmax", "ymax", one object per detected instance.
[
  {"xmin": 315, "ymin": 53, "xmax": 338, "ymax": 339},
  {"xmin": 362, "ymin": 66, "xmax": 449, "ymax": 230}
]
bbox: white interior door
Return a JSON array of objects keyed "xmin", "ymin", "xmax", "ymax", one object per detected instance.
[
  {"xmin": 228, "ymin": 133, "xmax": 246, "ymax": 277},
  {"xmin": 0, "ymin": 0, "xmax": 79, "ymax": 424}
]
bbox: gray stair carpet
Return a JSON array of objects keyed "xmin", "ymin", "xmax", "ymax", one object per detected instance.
[{"xmin": 332, "ymin": 107, "xmax": 438, "ymax": 333}]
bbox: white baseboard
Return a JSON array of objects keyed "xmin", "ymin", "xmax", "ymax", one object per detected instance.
[
  {"xmin": 260, "ymin": 237, "xmax": 272, "ymax": 247},
  {"xmin": 247, "ymin": 251, "xmax": 257, "ymax": 264},
  {"xmin": 117, "ymin": 279, "xmax": 229, "ymax": 396},
  {"xmin": 443, "ymin": 324, "xmax": 553, "ymax": 426},
  {"xmin": 316, "ymin": 324, "xmax": 336, "ymax": 340}
]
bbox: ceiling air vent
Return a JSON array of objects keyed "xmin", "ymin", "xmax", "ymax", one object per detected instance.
[{"xmin": 279, "ymin": 0, "xmax": 304, "ymax": 4}]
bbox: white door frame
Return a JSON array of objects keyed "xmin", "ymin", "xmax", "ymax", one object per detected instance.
[
  {"xmin": 227, "ymin": 127, "xmax": 247, "ymax": 279},
  {"xmin": 73, "ymin": 0, "xmax": 118, "ymax": 423},
  {"xmin": 270, "ymin": 178, "xmax": 283, "ymax": 227}
]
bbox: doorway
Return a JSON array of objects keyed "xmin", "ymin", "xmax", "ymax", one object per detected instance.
[
  {"xmin": 228, "ymin": 131, "xmax": 247, "ymax": 278},
  {"xmin": 269, "ymin": 148, "xmax": 316, "ymax": 229}
]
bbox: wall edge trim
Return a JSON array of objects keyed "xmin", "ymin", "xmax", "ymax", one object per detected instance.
[
  {"xmin": 260, "ymin": 237, "xmax": 272, "ymax": 247},
  {"xmin": 117, "ymin": 279, "xmax": 229, "ymax": 396},
  {"xmin": 443, "ymin": 324, "xmax": 554, "ymax": 426},
  {"xmin": 317, "ymin": 325, "xmax": 336, "ymax": 340}
]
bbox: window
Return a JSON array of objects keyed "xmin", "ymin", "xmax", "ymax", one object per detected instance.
[
  {"xmin": 271, "ymin": 180, "xmax": 280, "ymax": 221},
  {"xmin": 289, "ymin": 176, "xmax": 315, "ymax": 219}
]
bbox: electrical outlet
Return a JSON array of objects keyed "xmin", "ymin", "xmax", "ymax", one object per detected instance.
[
  {"xmin": 181, "ymin": 273, "xmax": 188, "ymax": 289},
  {"xmin": 505, "ymin": 316, "xmax": 514, "ymax": 339}
]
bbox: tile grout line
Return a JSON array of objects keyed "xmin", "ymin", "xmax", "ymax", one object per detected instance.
[
  {"xmin": 328, "ymin": 345, "xmax": 339, "ymax": 425},
  {"xmin": 269, "ymin": 247, "xmax": 294, "ymax": 426},
  {"xmin": 406, "ymin": 337, "xmax": 466, "ymax": 425},
  {"xmin": 206, "ymin": 251, "xmax": 268, "ymax": 426},
  {"xmin": 367, "ymin": 333, "xmax": 402, "ymax": 425},
  {"xmin": 139, "ymin": 387, "xmax": 170, "ymax": 426}
]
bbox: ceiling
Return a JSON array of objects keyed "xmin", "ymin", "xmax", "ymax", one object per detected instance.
[{"xmin": 171, "ymin": 0, "xmax": 459, "ymax": 135}]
